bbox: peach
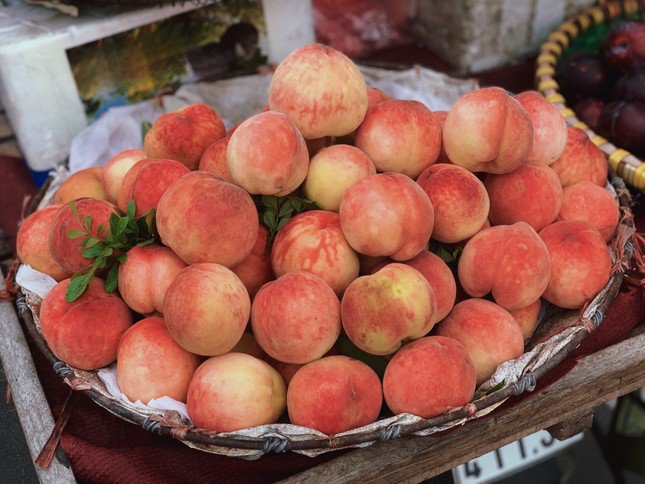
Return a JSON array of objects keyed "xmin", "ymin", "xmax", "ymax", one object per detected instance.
[
  {"xmin": 287, "ymin": 356, "xmax": 382, "ymax": 434},
  {"xmin": 539, "ymin": 220, "xmax": 611, "ymax": 309},
  {"xmin": 383, "ymin": 336, "xmax": 476, "ymax": 418},
  {"xmin": 251, "ymin": 272, "xmax": 341, "ymax": 364},
  {"xmin": 163, "ymin": 263, "xmax": 250, "ymax": 356},
  {"xmin": 227, "ymin": 111, "xmax": 309, "ymax": 196},
  {"xmin": 231, "ymin": 225, "xmax": 274, "ymax": 299},
  {"xmin": 367, "ymin": 87, "xmax": 391, "ymax": 107},
  {"xmin": 550, "ymin": 127, "xmax": 607, "ymax": 187},
  {"xmin": 269, "ymin": 43, "xmax": 368, "ymax": 139},
  {"xmin": 117, "ymin": 158, "xmax": 190, "ymax": 215},
  {"xmin": 443, "ymin": 87, "xmax": 533, "ymax": 174},
  {"xmin": 49, "ymin": 198, "xmax": 120, "ymax": 273},
  {"xmin": 117, "ymin": 244, "xmax": 187, "ymax": 314},
  {"xmin": 54, "ymin": 167, "xmax": 108, "ymax": 204},
  {"xmin": 339, "ymin": 173, "xmax": 434, "ymax": 261},
  {"xmin": 436, "ymin": 299, "xmax": 524, "ymax": 384},
  {"xmin": 39, "ymin": 278, "xmax": 132, "ymax": 370},
  {"xmin": 509, "ymin": 299, "xmax": 542, "ymax": 341},
  {"xmin": 515, "ymin": 91, "xmax": 568, "ymax": 165},
  {"xmin": 117, "ymin": 317, "xmax": 199, "ymax": 403},
  {"xmin": 355, "ymin": 100, "xmax": 442, "ymax": 178},
  {"xmin": 433, "ymin": 110, "xmax": 451, "ymax": 163},
  {"xmin": 485, "ymin": 162, "xmax": 563, "ymax": 231},
  {"xmin": 144, "ymin": 103, "xmax": 226, "ymax": 170},
  {"xmin": 341, "ymin": 263, "xmax": 437, "ymax": 355},
  {"xmin": 198, "ymin": 137, "xmax": 234, "ymax": 184},
  {"xmin": 271, "ymin": 210, "xmax": 359, "ymax": 295},
  {"xmin": 458, "ymin": 222, "xmax": 551, "ymax": 311},
  {"xmin": 556, "ymin": 181, "xmax": 619, "ymax": 241},
  {"xmin": 17, "ymin": 205, "xmax": 70, "ymax": 281},
  {"xmin": 303, "ymin": 145, "xmax": 376, "ymax": 212},
  {"xmin": 101, "ymin": 149, "xmax": 147, "ymax": 203},
  {"xmin": 231, "ymin": 332, "xmax": 267, "ymax": 360},
  {"xmin": 187, "ymin": 353, "xmax": 286, "ymax": 432},
  {"xmin": 156, "ymin": 172, "xmax": 258, "ymax": 267},
  {"xmin": 417, "ymin": 164, "xmax": 490, "ymax": 243}
]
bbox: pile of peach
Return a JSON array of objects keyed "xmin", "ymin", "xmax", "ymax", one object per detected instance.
[{"xmin": 17, "ymin": 43, "xmax": 618, "ymax": 436}]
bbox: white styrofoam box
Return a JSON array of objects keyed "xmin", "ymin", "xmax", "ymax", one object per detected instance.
[{"xmin": 0, "ymin": 0, "xmax": 314, "ymax": 173}]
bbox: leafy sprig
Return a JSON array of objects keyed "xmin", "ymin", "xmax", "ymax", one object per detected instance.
[
  {"xmin": 259, "ymin": 195, "xmax": 319, "ymax": 254},
  {"xmin": 65, "ymin": 200, "xmax": 157, "ymax": 303}
]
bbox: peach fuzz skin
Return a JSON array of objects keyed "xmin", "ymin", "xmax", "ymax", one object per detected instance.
[
  {"xmin": 117, "ymin": 244, "xmax": 187, "ymax": 314},
  {"xmin": 539, "ymin": 220, "xmax": 611, "ymax": 309},
  {"xmin": 39, "ymin": 278, "xmax": 132, "ymax": 370},
  {"xmin": 156, "ymin": 171, "xmax": 258, "ymax": 267},
  {"xmin": 335, "ymin": 87, "xmax": 391, "ymax": 144},
  {"xmin": 271, "ymin": 210, "xmax": 359, "ymax": 295},
  {"xmin": 187, "ymin": 353, "xmax": 286, "ymax": 432},
  {"xmin": 198, "ymin": 137, "xmax": 234, "ymax": 184},
  {"xmin": 101, "ymin": 149, "xmax": 147, "ymax": 203},
  {"xmin": 144, "ymin": 103, "xmax": 226, "ymax": 170},
  {"xmin": 556, "ymin": 181, "xmax": 619, "ymax": 241},
  {"xmin": 117, "ymin": 317, "xmax": 200, "ymax": 403},
  {"xmin": 339, "ymin": 173, "xmax": 434, "ymax": 261},
  {"xmin": 231, "ymin": 224, "xmax": 274, "ymax": 299},
  {"xmin": 436, "ymin": 299, "xmax": 524, "ymax": 385},
  {"xmin": 54, "ymin": 167, "xmax": 108, "ymax": 204},
  {"xmin": 550, "ymin": 127, "xmax": 608, "ymax": 187},
  {"xmin": 383, "ymin": 336, "xmax": 476, "ymax": 418},
  {"xmin": 433, "ymin": 111, "xmax": 451, "ymax": 163},
  {"xmin": 443, "ymin": 87, "xmax": 533, "ymax": 174},
  {"xmin": 341, "ymin": 263, "xmax": 438, "ymax": 355},
  {"xmin": 509, "ymin": 299, "xmax": 542, "ymax": 341},
  {"xmin": 458, "ymin": 222, "xmax": 551, "ymax": 311},
  {"xmin": 287, "ymin": 356, "xmax": 382, "ymax": 434},
  {"xmin": 303, "ymin": 144, "xmax": 376, "ymax": 212},
  {"xmin": 485, "ymin": 162, "xmax": 563, "ymax": 231},
  {"xmin": 268, "ymin": 43, "xmax": 368, "ymax": 139},
  {"xmin": 251, "ymin": 272, "xmax": 341, "ymax": 364},
  {"xmin": 355, "ymin": 100, "xmax": 442, "ymax": 178},
  {"xmin": 17, "ymin": 205, "xmax": 70, "ymax": 281},
  {"xmin": 227, "ymin": 111, "xmax": 309, "ymax": 196},
  {"xmin": 416, "ymin": 164, "xmax": 489, "ymax": 243},
  {"xmin": 163, "ymin": 263, "xmax": 250, "ymax": 356}
]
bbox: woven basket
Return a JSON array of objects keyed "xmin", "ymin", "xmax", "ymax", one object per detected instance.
[{"xmin": 535, "ymin": 0, "xmax": 644, "ymax": 191}]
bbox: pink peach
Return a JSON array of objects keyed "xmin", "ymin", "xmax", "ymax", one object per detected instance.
[
  {"xmin": 101, "ymin": 149, "xmax": 147, "ymax": 203},
  {"xmin": 231, "ymin": 224, "xmax": 274, "ymax": 299},
  {"xmin": 550, "ymin": 127, "xmax": 607, "ymax": 187},
  {"xmin": 509, "ymin": 299, "xmax": 542, "ymax": 341},
  {"xmin": 55, "ymin": 167, "xmax": 108, "ymax": 204},
  {"xmin": 198, "ymin": 137, "xmax": 234, "ymax": 184},
  {"xmin": 556, "ymin": 181, "xmax": 619, "ymax": 241}
]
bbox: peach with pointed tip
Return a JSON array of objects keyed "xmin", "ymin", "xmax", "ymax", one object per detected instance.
[
  {"xmin": 101, "ymin": 149, "xmax": 147, "ymax": 203},
  {"xmin": 509, "ymin": 299, "xmax": 542, "ymax": 341}
]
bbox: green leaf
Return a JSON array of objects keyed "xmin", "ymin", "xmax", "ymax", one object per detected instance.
[
  {"xmin": 69, "ymin": 200, "xmax": 78, "ymax": 219},
  {"xmin": 278, "ymin": 200, "xmax": 294, "ymax": 218},
  {"xmin": 82, "ymin": 245, "xmax": 104, "ymax": 259},
  {"xmin": 105, "ymin": 264, "xmax": 119, "ymax": 293},
  {"xmin": 65, "ymin": 273, "xmax": 91, "ymax": 302},
  {"xmin": 435, "ymin": 246, "xmax": 453, "ymax": 263},
  {"xmin": 276, "ymin": 217, "xmax": 290, "ymax": 231},
  {"xmin": 263, "ymin": 210, "xmax": 277, "ymax": 229},
  {"xmin": 288, "ymin": 197, "xmax": 303, "ymax": 212},
  {"xmin": 116, "ymin": 253, "xmax": 128, "ymax": 264},
  {"xmin": 137, "ymin": 239, "xmax": 155, "ymax": 247},
  {"xmin": 127, "ymin": 200, "xmax": 136, "ymax": 220},
  {"xmin": 66, "ymin": 229, "xmax": 86, "ymax": 239},
  {"xmin": 262, "ymin": 195, "xmax": 278, "ymax": 212},
  {"xmin": 109, "ymin": 213, "xmax": 120, "ymax": 233},
  {"xmin": 115, "ymin": 217, "xmax": 129, "ymax": 237},
  {"xmin": 81, "ymin": 236, "xmax": 101, "ymax": 249},
  {"xmin": 83, "ymin": 215, "xmax": 92, "ymax": 232},
  {"xmin": 97, "ymin": 223, "xmax": 105, "ymax": 236},
  {"xmin": 141, "ymin": 120, "xmax": 152, "ymax": 140}
]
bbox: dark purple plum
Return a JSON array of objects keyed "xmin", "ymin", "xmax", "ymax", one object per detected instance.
[
  {"xmin": 612, "ymin": 71, "xmax": 645, "ymax": 103},
  {"xmin": 573, "ymin": 98, "xmax": 605, "ymax": 131},
  {"xmin": 600, "ymin": 20, "xmax": 645, "ymax": 73},
  {"xmin": 598, "ymin": 100, "xmax": 645, "ymax": 153},
  {"xmin": 556, "ymin": 53, "xmax": 614, "ymax": 101}
]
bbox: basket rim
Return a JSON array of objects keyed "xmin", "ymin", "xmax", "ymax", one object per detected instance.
[{"xmin": 535, "ymin": 0, "xmax": 644, "ymax": 191}]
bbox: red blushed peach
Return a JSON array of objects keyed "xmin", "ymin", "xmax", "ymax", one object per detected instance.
[
  {"xmin": 227, "ymin": 112, "xmax": 309, "ymax": 196},
  {"xmin": 40, "ymin": 278, "xmax": 132, "ymax": 370},
  {"xmin": 443, "ymin": 87, "xmax": 533, "ymax": 174},
  {"xmin": 156, "ymin": 172, "xmax": 258, "ymax": 267},
  {"xmin": 288, "ymin": 356, "xmax": 382, "ymax": 434},
  {"xmin": 436, "ymin": 299, "xmax": 524, "ymax": 385},
  {"xmin": 187, "ymin": 353, "xmax": 286, "ymax": 432},
  {"xmin": 163, "ymin": 263, "xmax": 250, "ymax": 356},
  {"xmin": 539, "ymin": 220, "xmax": 611, "ymax": 309},
  {"xmin": 101, "ymin": 149, "xmax": 147, "ymax": 203},
  {"xmin": 433, "ymin": 111, "xmax": 451, "ymax": 163},
  {"xmin": 485, "ymin": 162, "xmax": 563, "ymax": 231},
  {"xmin": 334, "ymin": 88, "xmax": 392, "ymax": 145},
  {"xmin": 49, "ymin": 198, "xmax": 120, "ymax": 273},
  {"xmin": 355, "ymin": 100, "xmax": 442, "ymax": 178},
  {"xmin": 383, "ymin": 336, "xmax": 476, "ymax": 418},
  {"xmin": 509, "ymin": 299, "xmax": 541, "ymax": 341},
  {"xmin": 17, "ymin": 205, "xmax": 70, "ymax": 281},
  {"xmin": 269, "ymin": 43, "xmax": 368, "ymax": 138},
  {"xmin": 118, "ymin": 158, "xmax": 190, "ymax": 215},
  {"xmin": 144, "ymin": 103, "xmax": 226, "ymax": 170},
  {"xmin": 515, "ymin": 91, "xmax": 568, "ymax": 165},
  {"xmin": 117, "ymin": 244, "xmax": 187, "ymax": 314},
  {"xmin": 231, "ymin": 332, "xmax": 267, "ymax": 360},
  {"xmin": 251, "ymin": 272, "xmax": 341, "ymax": 364},
  {"xmin": 271, "ymin": 211, "xmax": 359, "ymax": 295},
  {"xmin": 342, "ymin": 263, "xmax": 438, "ymax": 355},
  {"xmin": 550, "ymin": 127, "xmax": 608, "ymax": 187},
  {"xmin": 557, "ymin": 181, "xmax": 619, "ymax": 241},
  {"xmin": 303, "ymin": 145, "xmax": 376, "ymax": 212},
  {"xmin": 55, "ymin": 167, "xmax": 108, "ymax": 204},
  {"xmin": 198, "ymin": 137, "xmax": 234, "ymax": 184},
  {"xmin": 417, "ymin": 164, "xmax": 489, "ymax": 243},
  {"xmin": 231, "ymin": 225, "xmax": 274, "ymax": 299},
  {"xmin": 458, "ymin": 222, "xmax": 551, "ymax": 311},
  {"xmin": 117, "ymin": 317, "xmax": 199, "ymax": 403},
  {"xmin": 339, "ymin": 173, "xmax": 434, "ymax": 261}
]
